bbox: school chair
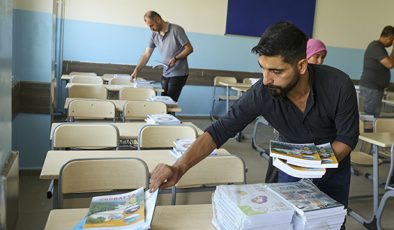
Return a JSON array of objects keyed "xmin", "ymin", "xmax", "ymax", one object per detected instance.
[
  {"xmin": 69, "ymin": 75, "xmax": 103, "ymax": 84},
  {"xmin": 119, "ymin": 87, "xmax": 156, "ymax": 101},
  {"xmin": 68, "ymin": 99, "xmax": 116, "ymax": 121},
  {"xmin": 123, "ymin": 101, "xmax": 167, "ymax": 121},
  {"xmin": 69, "ymin": 71, "xmax": 97, "ymax": 76},
  {"xmin": 109, "ymin": 77, "xmax": 132, "ymax": 85},
  {"xmin": 52, "ymin": 123, "xmax": 120, "ymax": 150},
  {"xmin": 351, "ymin": 120, "xmax": 383, "ymax": 176},
  {"xmin": 210, "ymin": 76, "xmax": 238, "ymax": 120},
  {"xmin": 68, "ymin": 84, "xmax": 107, "ymax": 99},
  {"xmin": 58, "ymin": 157, "xmax": 149, "ymax": 208},
  {"xmin": 172, "ymin": 154, "xmax": 246, "ymax": 205},
  {"xmin": 137, "ymin": 124, "xmax": 197, "ymax": 150}
]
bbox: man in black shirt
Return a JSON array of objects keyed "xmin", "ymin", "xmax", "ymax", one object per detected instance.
[
  {"xmin": 150, "ymin": 22, "xmax": 359, "ymax": 209},
  {"xmin": 360, "ymin": 25, "xmax": 394, "ymax": 117}
]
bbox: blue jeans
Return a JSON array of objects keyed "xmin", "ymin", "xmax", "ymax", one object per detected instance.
[
  {"xmin": 359, "ymin": 86, "xmax": 384, "ymax": 117},
  {"xmin": 278, "ymin": 155, "xmax": 351, "ymax": 208}
]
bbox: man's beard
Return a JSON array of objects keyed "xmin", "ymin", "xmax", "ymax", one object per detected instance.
[{"xmin": 267, "ymin": 73, "xmax": 300, "ymax": 98}]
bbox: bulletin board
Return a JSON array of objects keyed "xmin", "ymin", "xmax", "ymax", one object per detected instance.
[{"xmin": 226, "ymin": 0, "xmax": 316, "ymax": 37}]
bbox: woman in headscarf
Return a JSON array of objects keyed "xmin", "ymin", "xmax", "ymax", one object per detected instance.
[{"xmin": 306, "ymin": 38, "xmax": 327, "ymax": 64}]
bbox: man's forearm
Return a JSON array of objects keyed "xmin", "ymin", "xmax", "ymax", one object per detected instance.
[
  {"xmin": 332, "ymin": 141, "xmax": 352, "ymax": 162},
  {"xmin": 174, "ymin": 43, "xmax": 193, "ymax": 60},
  {"xmin": 173, "ymin": 132, "xmax": 217, "ymax": 175}
]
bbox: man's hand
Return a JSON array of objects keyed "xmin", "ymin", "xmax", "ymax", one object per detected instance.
[
  {"xmin": 149, "ymin": 163, "xmax": 184, "ymax": 192},
  {"xmin": 168, "ymin": 57, "xmax": 177, "ymax": 69},
  {"xmin": 130, "ymin": 70, "xmax": 137, "ymax": 81}
]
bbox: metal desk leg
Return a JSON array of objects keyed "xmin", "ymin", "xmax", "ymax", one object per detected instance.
[
  {"xmin": 348, "ymin": 144, "xmax": 380, "ymax": 230},
  {"xmin": 52, "ymin": 180, "xmax": 59, "ymax": 209},
  {"xmin": 226, "ymin": 85, "xmax": 229, "ymax": 112}
]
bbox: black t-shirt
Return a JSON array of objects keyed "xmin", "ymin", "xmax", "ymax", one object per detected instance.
[
  {"xmin": 360, "ymin": 40, "xmax": 391, "ymax": 90},
  {"xmin": 206, "ymin": 64, "xmax": 359, "ymax": 151}
]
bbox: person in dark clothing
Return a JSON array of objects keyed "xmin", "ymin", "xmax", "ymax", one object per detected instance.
[
  {"xmin": 360, "ymin": 25, "xmax": 394, "ymax": 117},
  {"xmin": 149, "ymin": 22, "xmax": 359, "ymax": 215}
]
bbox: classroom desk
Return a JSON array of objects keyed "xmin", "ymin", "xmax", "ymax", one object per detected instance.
[
  {"xmin": 66, "ymin": 82, "xmax": 164, "ymax": 94},
  {"xmin": 50, "ymin": 121, "xmax": 203, "ymax": 140},
  {"xmin": 382, "ymin": 99, "xmax": 394, "ymax": 107},
  {"xmin": 40, "ymin": 149, "xmax": 241, "ymax": 208},
  {"xmin": 217, "ymin": 81, "xmax": 251, "ymax": 111},
  {"xmin": 349, "ymin": 132, "xmax": 394, "ymax": 230},
  {"xmin": 44, "ymin": 204, "xmax": 214, "ymax": 230},
  {"xmin": 64, "ymin": 98, "xmax": 182, "ymax": 113}
]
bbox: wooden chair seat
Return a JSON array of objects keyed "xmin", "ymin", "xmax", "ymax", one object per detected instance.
[{"xmin": 351, "ymin": 151, "xmax": 383, "ymax": 166}]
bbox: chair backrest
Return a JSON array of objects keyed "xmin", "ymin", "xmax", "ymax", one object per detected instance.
[
  {"xmin": 119, "ymin": 87, "xmax": 156, "ymax": 101},
  {"xmin": 374, "ymin": 118, "xmax": 394, "ymax": 133},
  {"xmin": 177, "ymin": 154, "xmax": 246, "ymax": 187},
  {"xmin": 68, "ymin": 99, "xmax": 116, "ymax": 121},
  {"xmin": 123, "ymin": 101, "xmax": 167, "ymax": 121},
  {"xmin": 69, "ymin": 72, "xmax": 97, "ymax": 76},
  {"xmin": 213, "ymin": 76, "xmax": 237, "ymax": 86},
  {"xmin": 69, "ymin": 84, "xmax": 107, "ymax": 99},
  {"xmin": 109, "ymin": 77, "xmax": 132, "ymax": 85},
  {"xmin": 52, "ymin": 123, "xmax": 119, "ymax": 149},
  {"xmin": 138, "ymin": 125, "xmax": 198, "ymax": 149},
  {"xmin": 359, "ymin": 119, "xmax": 365, "ymax": 134},
  {"xmin": 70, "ymin": 75, "xmax": 103, "ymax": 84},
  {"xmin": 58, "ymin": 158, "xmax": 149, "ymax": 208}
]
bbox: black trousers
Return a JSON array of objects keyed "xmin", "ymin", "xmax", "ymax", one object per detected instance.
[{"xmin": 161, "ymin": 75, "xmax": 188, "ymax": 102}]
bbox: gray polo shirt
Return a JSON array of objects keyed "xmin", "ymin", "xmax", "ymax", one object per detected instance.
[
  {"xmin": 360, "ymin": 40, "xmax": 391, "ymax": 90},
  {"xmin": 148, "ymin": 23, "xmax": 190, "ymax": 77}
]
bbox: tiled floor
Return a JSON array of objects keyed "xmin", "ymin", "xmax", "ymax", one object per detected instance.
[{"xmin": 15, "ymin": 117, "xmax": 394, "ymax": 229}]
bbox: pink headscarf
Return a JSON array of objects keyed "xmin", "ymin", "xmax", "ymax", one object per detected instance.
[{"xmin": 306, "ymin": 38, "xmax": 327, "ymax": 59}]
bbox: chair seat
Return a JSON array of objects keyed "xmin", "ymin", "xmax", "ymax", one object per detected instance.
[
  {"xmin": 351, "ymin": 151, "xmax": 383, "ymax": 166},
  {"xmin": 218, "ymin": 95, "xmax": 239, "ymax": 101}
]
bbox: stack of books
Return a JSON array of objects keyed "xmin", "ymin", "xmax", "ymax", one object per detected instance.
[
  {"xmin": 75, "ymin": 187, "xmax": 159, "ymax": 230},
  {"xmin": 268, "ymin": 180, "xmax": 346, "ymax": 230},
  {"xmin": 170, "ymin": 139, "xmax": 217, "ymax": 158},
  {"xmin": 270, "ymin": 141, "xmax": 338, "ymax": 178},
  {"xmin": 147, "ymin": 96, "xmax": 177, "ymax": 106},
  {"xmin": 212, "ymin": 183, "xmax": 294, "ymax": 230},
  {"xmin": 146, "ymin": 114, "xmax": 181, "ymax": 125},
  {"xmin": 132, "ymin": 78, "xmax": 154, "ymax": 88}
]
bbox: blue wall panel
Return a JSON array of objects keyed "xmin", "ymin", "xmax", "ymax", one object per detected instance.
[{"xmin": 13, "ymin": 9, "xmax": 52, "ymax": 82}]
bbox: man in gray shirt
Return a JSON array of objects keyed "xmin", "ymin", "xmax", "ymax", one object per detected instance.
[
  {"xmin": 360, "ymin": 25, "xmax": 394, "ymax": 116},
  {"xmin": 131, "ymin": 11, "xmax": 193, "ymax": 101}
]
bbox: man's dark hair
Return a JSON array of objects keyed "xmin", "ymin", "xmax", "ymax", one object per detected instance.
[
  {"xmin": 144, "ymin": 11, "xmax": 161, "ymax": 20},
  {"xmin": 381, "ymin": 25, "xmax": 394, "ymax": 37},
  {"xmin": 251, "ymin": 22, "xmax": 308, "ymax": 65}
]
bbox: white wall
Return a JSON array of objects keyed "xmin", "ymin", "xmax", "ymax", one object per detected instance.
[{"xmin": 314, "ymin": 0, "xmax": 394, "ymax": 49}]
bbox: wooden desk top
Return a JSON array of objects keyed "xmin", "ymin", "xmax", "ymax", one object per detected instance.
[
  {"xmin": 50, "ymin": 121, "xmax": 203, "ymax": 140},
  {"xmin": 64, "ymin": 98, "xmax": 182, "ymax": 113},
  {"xmin": 359, "ymin": 132, "xmax": 394, "ymax": 147},
  {"xmin": 40, "ymin": 149, "xmax": 231, "ymax": 181},
  {"xmin": 44, "ymin": 204, "xmax": 214, "ymax": 230},
  {"xmin": 231, "ymin": 86, "xmax": 250, "ymax": 92},
  {"xmin": 382, "ymin": 99, "xmax": 394, "ymax": 106},
  {"xmin": 217, "ymin": 81, "xmax": 251, "ymax": 88},
  {"xmin": 65, "ymin": 82, "xmax": 163, "ymax": 92}
]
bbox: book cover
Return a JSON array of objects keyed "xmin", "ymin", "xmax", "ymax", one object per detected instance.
[
  {"xmin": 174, "ymin": 139, "xmax": 196, "ymax": 152},
  {"xmin": 267, "ymin": 180, "xmax": 343, "ymax": 217},
  {"xmin": 152, "ymin": 61, "xmax": 169, "ymax": 70},
  {"xmin": 213, "ymin": 184, "xmax": 294, "ymax": 228},
  {"xmin": 273, "ymin": 158, "xmax": 325, "ymax": 178},
  {"xmin": 148, "ymin": 96, "xmax": 176, "ymax": 105},
  {"xmin": 316, "ymin": 143, "xmax": 338, "ymax": 168},
  {"xmin": 146, "ymin": 114, "xmax": 181, "ymax": 125},
  {"xmin": 270, "ymin": 140, "xmax": 321, "ymax": 167},
  {"xmin": 82, "ymin": 188, "xmax": 158, "ymax": 230}
]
